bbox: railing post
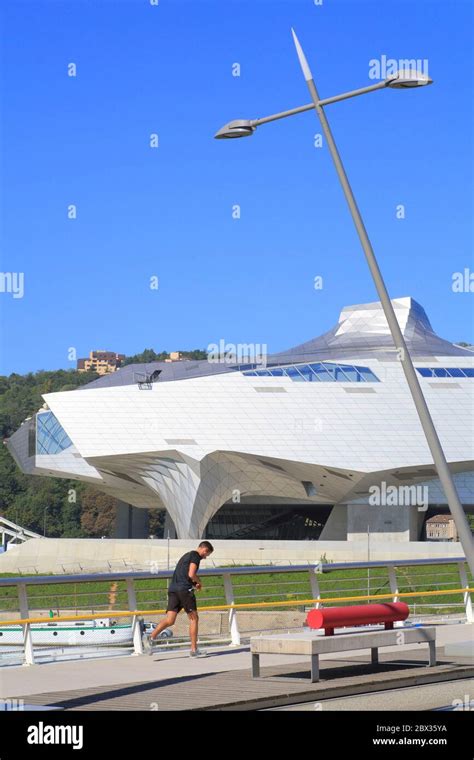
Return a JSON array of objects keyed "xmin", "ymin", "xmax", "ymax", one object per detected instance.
[
  {"xmin": 388, "ymin": 567, "xmax": 399, "ymax": 602},
  {"xmin": 458, "ymin": 561, "xmax": 473, "ymax": 624},
  {"xmin": 388, "ymin": 566, "xmax": 404, "ymax": 627},
  {"xmin": 126, "ymin": 578, "xmax": 143, "ymax": 654},
  {"xmin": 18, "ymin": 583, "xmax": 35, "ymax": 666},
  {"xmin": 223, "ymin": 573, "xmax": 240, "ymax": 646},
  {"xmin": 309, "ymin": 566, "xmax": 322, "ymax": 609}
]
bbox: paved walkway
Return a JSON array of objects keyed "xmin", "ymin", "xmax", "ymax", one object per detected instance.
[
  {"xmin": 264, "ymin": 680, "xmax": 474, "ymax": 711},
  {"xmin": 3, "ymin": 623, "xmax": 472, "ymax": 711}
]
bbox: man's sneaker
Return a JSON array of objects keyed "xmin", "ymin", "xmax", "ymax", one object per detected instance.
[
  {"xmin": 189, "ymin": 648, "xmax": 206, "ymax": 657},
  {"xmin": 142, "ymin": 634, "xmax": 157, "ymax": 655}
]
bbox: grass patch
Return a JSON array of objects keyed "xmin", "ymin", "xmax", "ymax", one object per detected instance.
[{"xmin": 0, "ymin": 563, "xmax": 471, "ymax": 618}]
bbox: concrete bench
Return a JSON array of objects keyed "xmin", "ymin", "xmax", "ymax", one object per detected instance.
[{"xmin": 251, "ymin": 627, "xmax": 436, "ymax": 683}]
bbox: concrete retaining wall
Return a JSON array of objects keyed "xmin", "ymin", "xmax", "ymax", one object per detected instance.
[{"xmin": 0, "ymin": 537, "xmax": 465, "ymax": 575}]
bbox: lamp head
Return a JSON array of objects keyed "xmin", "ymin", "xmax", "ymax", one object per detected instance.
[
  {"xmin": 214, "ymin": 119, "xmax": 255, "ymax": 139},
  {"xmin": 386, "ymin": 70, "xmax": 433, "ymax": 88}
]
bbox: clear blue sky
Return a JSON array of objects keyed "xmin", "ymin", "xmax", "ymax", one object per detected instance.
[{"xmin": 0, "ymin": 0, "xmax": 472, "ymax": 376}]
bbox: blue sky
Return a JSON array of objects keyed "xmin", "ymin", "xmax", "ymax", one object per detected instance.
[{"xmin": 0, "ymin": 0, "xmax": 472, "ymax": 375}]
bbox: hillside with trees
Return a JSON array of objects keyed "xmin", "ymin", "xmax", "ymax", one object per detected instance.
[
  {"xmin": 123, "ymin": 348, "xmax": 208, "ymax": 365},
  {"xmin": 0, "ymin": 348, "xmax": 207, "ymax": 539}
]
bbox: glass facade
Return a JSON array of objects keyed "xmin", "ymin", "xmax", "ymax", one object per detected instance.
[
  {"xmin": 243, "ymin": 361, "xmax": 380, "ymax": 382},
  {"xmin": 205, "ymin": 504, "xmax": 333, "ymax": 540},
  {"xmin": 416, "ymin": 367, "xmax": 474, "ymax": 378},
  {"xmin": 36, "ymin": 412, "xmax": 72, "ymax": 455}
]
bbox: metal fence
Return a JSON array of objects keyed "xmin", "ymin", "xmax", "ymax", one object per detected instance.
[{"xmin": 0, "ymin": 557, "xmax": 472, "ymax": 665}]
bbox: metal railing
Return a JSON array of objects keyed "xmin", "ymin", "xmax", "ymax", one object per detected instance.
[
  {"xmin": 0, "ymin": 557, "xmax": 471, "ymax": 665},
  {"xmin": 0, "ymin": 515, "xmax": 42, "ymax": 547}
]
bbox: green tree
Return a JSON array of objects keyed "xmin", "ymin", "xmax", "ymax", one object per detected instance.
[
  {"xmin": 0, "ymin": 369, "xmax": 99, "ymax": 536},
  {"xmin": 80, "ymin": 489, "xmax": 118, "ymax": 537}
]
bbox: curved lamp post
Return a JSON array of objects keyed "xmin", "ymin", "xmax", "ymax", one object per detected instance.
[{"xmin": 215, "ymin": 30, "xmax": 474, "ymax": 574}]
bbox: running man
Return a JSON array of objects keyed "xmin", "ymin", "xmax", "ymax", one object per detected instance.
[{"xmin": 143, "ymin": 541, "xmax": 214, "ymax": 656}]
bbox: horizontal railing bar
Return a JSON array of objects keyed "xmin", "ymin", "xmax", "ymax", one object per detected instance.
[{"xmin": 407, "ymin": 603, "xmax": 465, "ymax": 607}]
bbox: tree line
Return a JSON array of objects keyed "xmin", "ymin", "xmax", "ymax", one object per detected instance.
[{"xmin": 0, "ymin": 348, "xmax": 208, "ymax": 539}]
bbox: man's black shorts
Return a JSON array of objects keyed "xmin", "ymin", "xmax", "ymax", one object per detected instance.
[{"xmin": 167, "ymin": 589, "xmax": 197, "ymax": 614}]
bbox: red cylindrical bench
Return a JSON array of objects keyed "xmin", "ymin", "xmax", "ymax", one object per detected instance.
[{"xmin": 306, "ymin": 602, "xmax": 409, "ymax": 636}]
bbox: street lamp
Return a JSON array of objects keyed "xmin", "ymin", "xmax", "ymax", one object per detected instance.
[
  {"xmin": 215, "ymin": 29, "xmax": 474, "ymax": 575},
  {"xmin": 215, "ymin": 119, "xmax": 256, "ymax": 139},
  {"xmin": 214, "ymin": 70, "xmax": 433, "ymax": 139},
  {"xmin": 386, "ymin": 70, "xmax": 433, "ymax": 88}
]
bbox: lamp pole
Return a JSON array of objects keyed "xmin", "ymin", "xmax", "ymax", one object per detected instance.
[
  {"xmin": 215, "ymin": 30, "xmax": 474, "ymax": 575},
  {"xmin": 290, "ymin": 30, "xmax": 473, "ymax": 575}
]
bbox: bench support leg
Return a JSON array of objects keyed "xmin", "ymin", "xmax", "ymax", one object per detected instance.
[
  {"xmin": 311, "ymin": 654, "xmax": 320, "ymax": 683},
  {"xmin": 252, "ymin": 653, "xmax": 260, "ymax": 678},
  {"xmin": 371, "ymin": 647, "xmax": 379, "ymax": 665},
  {"xmin": 428, "ymin": 640, "xmax": 436, "ymax": 667}
]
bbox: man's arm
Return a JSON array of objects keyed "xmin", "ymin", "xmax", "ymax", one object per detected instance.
[{"xmin": 188, "ymin": 562, "xmax": 202, "ymax": 589}]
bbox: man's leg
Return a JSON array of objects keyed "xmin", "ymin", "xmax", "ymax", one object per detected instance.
[
  {"xmin": 150, "ymin": 611, "xmax": 177, "ymax": 641},
  {"xmin": 188, "ymin": 611, "xmax": 199, "ymax": 652}
]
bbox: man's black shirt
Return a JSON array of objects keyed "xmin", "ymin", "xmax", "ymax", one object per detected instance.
[{"xmin": 168, "ymin": 550, "xmax": 201, "ymax": 592}]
